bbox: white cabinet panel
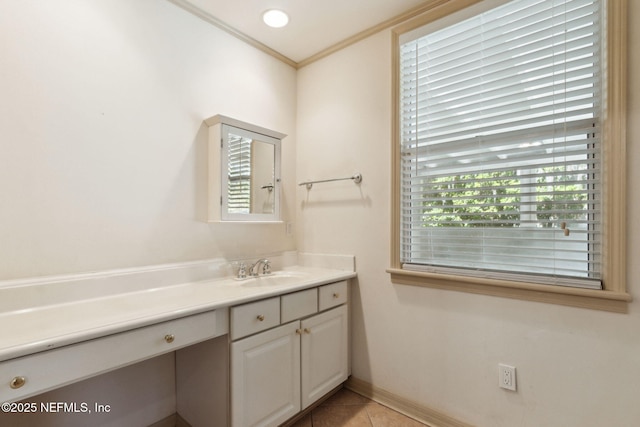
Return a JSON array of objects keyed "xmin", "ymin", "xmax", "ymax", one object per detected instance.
[
  {"xmin": 231, "ymin": 322, "xmax": 301, "ymax": 427},
  {"xmin": 300, "ymin": 305, "xmax": 349, "ymax": 409},
  {"xmin": 281, "ymin": 288, "xmax": 317, "ymax": 323},
  {"xmin": 318, "ymin": 280, "xmax": 348, "ymax": 311},
  {"xmin": 231, "ymin": 297, "xmax": 280, "ymax": 340}
]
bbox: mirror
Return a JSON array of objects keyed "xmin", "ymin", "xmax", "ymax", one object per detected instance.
[
  {"xmin": 221, "ymin": 124, "xmax": 280, "ymax": 221},
  {"xmin": 205, "ymin": 115, "xmax": 284, "ymax": 222}
]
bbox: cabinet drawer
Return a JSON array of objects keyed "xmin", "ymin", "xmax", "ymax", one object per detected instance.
[
  {"xmin": 231, "ymin": 297, "xmax": 280, "ymax": 340},
  {"xmin": 281, "ymin": 289, "xmax": 318, "ymax": 323},
  {"xmin": 0, "ymin": 309, "xmax": 225, "ymax": 403},
  {"xmin": 318, "ymin": 281, "xmax": 348, "ymax": 311}
]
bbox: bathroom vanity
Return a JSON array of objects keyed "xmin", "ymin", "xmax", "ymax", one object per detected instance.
[
  {"xmin": 0, "ymin": 253, "xmax": 355, "ymax": 427},
  {"xmin": 229, "ymin": 280, "xmax": 348, "ymax": 426}
]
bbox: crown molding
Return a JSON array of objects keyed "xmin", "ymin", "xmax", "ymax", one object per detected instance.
[{"xmin": 169, "ymin": 0, "xmax": 466, "ymax": 69}]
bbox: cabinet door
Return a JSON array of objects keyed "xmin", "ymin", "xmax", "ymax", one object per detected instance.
[
  {"xmin": 300, "ymin": 305, "xmax": 348, "ymax": 409},
  {"xmin": 231, "ymin": 321, "xmax": 301, "ymax": 427}
]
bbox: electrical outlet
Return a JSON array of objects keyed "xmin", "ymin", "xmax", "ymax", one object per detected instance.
[{"xmin": 499, "ymin": 364, "xmax": 517, "ymax": 391}]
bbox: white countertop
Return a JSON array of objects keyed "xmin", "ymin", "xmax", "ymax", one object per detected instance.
[{"xmin": 0, "ymin": 264, "xmax": 356, "ymax": 362}]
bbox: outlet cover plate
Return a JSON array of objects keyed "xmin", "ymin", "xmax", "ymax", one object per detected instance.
[{"xmin": 499, "ymin": 364, "xmax": 517, "ymax": 391}]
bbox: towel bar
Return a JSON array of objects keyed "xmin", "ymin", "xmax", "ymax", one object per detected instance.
[{"xmin": 298, "ymin": 173, "xmax": 362, "ymax": 190}]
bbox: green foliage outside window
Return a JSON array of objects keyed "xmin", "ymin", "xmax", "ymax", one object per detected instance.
[{"xmin": 421, "ymin": 167, "xmax": 589, "ymax": 228}]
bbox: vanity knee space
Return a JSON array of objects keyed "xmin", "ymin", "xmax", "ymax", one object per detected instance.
[{"xmin": 0, "ymin": 310, "xmax": 225, "ymax": 404}]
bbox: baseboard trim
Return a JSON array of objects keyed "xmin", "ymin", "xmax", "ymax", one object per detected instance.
[
  {"xmin": 146, "ymin": 413, "xmax": 192, "ymax": 427},
  {"xmin": 345, "ymin": 377, "xmax": 474, "ymax": 427},
  {"xmin": 148, "ymin": 414, "xmax": 179, "ymax": 427},
  {"xmin": 175, "ymin": 413, "xmax": 192, "ymax": 427}
]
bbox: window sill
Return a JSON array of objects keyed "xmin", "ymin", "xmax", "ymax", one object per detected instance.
[{"xmin": 387, "ymin": 268, "xmax": 631, "ymax": 313}]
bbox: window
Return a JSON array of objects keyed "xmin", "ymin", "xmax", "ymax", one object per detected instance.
[
  {"xmin": 389, "ymin": 0, "xmax": 629, "ymax": 311},
  {"xmin": 226, "ymin": 130, "xmax": 253, "ymax": 214}
]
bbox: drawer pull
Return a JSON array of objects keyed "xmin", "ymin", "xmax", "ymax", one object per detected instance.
[
  {"xmin": 164, "ymin": 334, "xmax": 175, "ymax": 344},
  {"xmin": 10, "ymin": 376, "xmax": 26, "ymax": 389},
  {"xmin": 333, "ymin": 293, "xmax": 340, "ymax": 299},
  {"xmin": 256, "ymin": 315, "xmax": 265, "ymax": 322}
]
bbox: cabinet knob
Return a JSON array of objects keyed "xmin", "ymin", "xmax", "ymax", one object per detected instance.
[
  {"xmin": 257, "ymin": 315, "xmax": 265, "ymax": 322},
  {"xmin": 304, "ymin": 328, "xmax": 311, "ymax": 334},
  {"xmin": 10, "ymin": 376, "xmax": 26, "ymax": 389},
  {"xmin": 333, "ymin": 293, "xmax": 340, "ymax": 299},
  {"xmin": 164, "ymin": 334, "xmax": 175, "ymax": 344},
  {"xmin": 295, "ymin": 329, "xmax": 302, "ymax": 335}
]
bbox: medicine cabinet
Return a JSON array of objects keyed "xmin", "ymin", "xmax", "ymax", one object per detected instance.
[{"xmin": 205, "ymin": 115, "xmax": 284, "ymax": 222}]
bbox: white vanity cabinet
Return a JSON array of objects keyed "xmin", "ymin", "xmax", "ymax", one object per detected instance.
[{"xmin": 230, "ymin": 281, "xmax": 349, "ymax": 427}]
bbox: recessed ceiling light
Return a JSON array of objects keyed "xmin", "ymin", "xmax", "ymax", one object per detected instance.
[{"xmin": 262, "ymin": 9, "xmax": 289, "ymax": 28}]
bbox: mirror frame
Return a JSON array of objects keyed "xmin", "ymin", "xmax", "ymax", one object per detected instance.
[{"xmin": 205, "ymin": 115, "xmax": 285, "ymax": 223}]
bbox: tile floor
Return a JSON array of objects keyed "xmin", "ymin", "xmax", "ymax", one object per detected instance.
[{"xmin": 283, "ymin": 388, "xmax": 427, "ymax": 427}]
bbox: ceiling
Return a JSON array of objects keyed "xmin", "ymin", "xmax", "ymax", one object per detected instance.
[{"xmin": 172, "ymin": 0, "xmax": 430, "ymax": 66}]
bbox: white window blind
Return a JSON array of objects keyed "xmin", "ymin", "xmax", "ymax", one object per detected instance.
[
  {"xmin": 227, "ymin": 132, "xmax": 252, "ymax": 214},
  {"xmin": 399, "ymin": 0, "xmax": 603, "ymax": 289}
]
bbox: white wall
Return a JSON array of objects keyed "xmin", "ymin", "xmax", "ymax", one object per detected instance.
[
  {"xmin": 0, "ymin": 0, "xmax": 297, "ymax": 281},
  {"xmin": 3, "ymin": 0, "xmax": 639, "ymax": 425},
  {"xmin": 0, "ymin": 1, "xmax": 296, "ymax": 425},
  {"xmin": 297, "ymin": 8, "xmax": 640, "ymax": 427}
]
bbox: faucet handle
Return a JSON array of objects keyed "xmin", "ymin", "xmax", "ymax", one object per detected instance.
[
  {"xmin": 262, "ymin": 261, "xmax": 272, "ymax": 275},
  {"xmin": 237, "ymin": 262, "xmax": 247, "ymax": 279}
]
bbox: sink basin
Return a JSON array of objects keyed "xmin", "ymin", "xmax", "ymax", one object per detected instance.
[{"xmin": 238, "ymin": 271, "xmax": 311, "ymax": 287}]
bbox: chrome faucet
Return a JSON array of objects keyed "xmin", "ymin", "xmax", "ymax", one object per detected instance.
[{"xmin": 249, "ymin": 258, "xmax": 271, "ymax": 277}]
